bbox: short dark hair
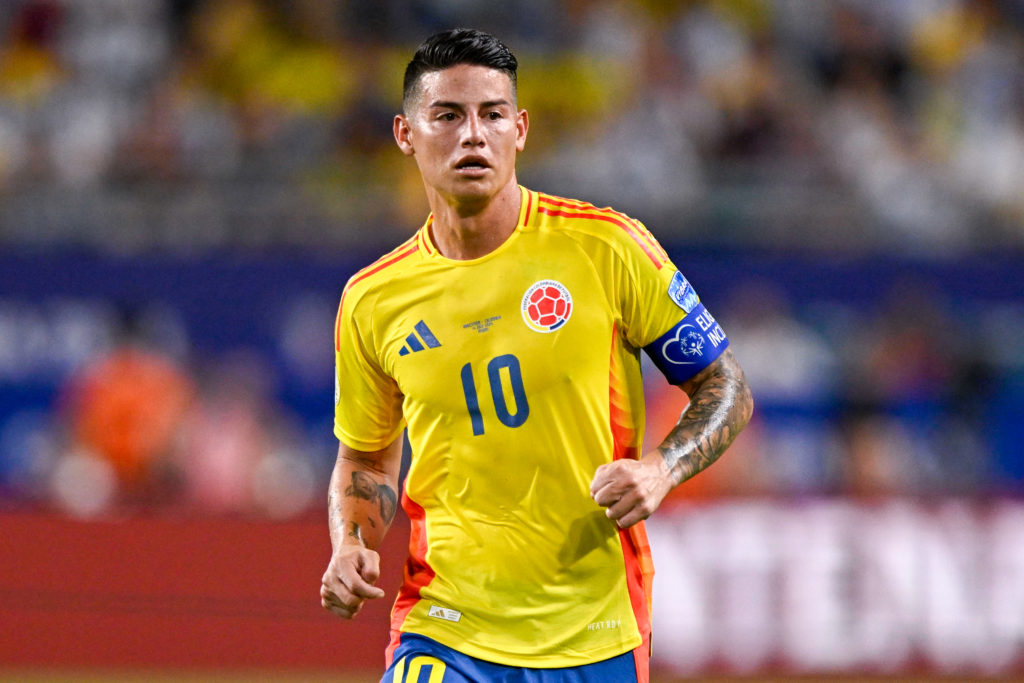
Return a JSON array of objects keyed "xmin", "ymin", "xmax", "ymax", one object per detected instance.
[{"xmin": 402, "ymin": 28, "xmax": 518, "ymax": 111}]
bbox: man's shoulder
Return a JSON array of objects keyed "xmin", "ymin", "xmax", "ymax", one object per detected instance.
[
  {"xmin": 530, "ymin": 190, "xmax": 669, "ymax": 268},
  {"xmin": 340, "ymin": 233, "xmax": 423, "ymax": 310},
  {"xmin": 532, "ymin": 191, "xmax": 635, "ymax": 229}
]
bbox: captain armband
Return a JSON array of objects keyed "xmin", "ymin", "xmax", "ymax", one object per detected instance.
[{"xmin": 644, "ymin": 302, "xmax": 729, "ymax": 385}]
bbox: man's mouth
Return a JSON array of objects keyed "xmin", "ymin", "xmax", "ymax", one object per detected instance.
[{"xmin": 455, "ymin": 157, "xmax": 489, "ymax": 171}]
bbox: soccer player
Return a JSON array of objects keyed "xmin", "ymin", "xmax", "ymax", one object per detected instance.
[{"xmin": 321, "ymin": 28, "xmax": 753, "ymax": 683}]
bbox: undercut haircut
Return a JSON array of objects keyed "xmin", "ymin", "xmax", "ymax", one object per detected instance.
[{"xmin": 402, "ymin": 28, "xmax": 518, "ymax": 113}]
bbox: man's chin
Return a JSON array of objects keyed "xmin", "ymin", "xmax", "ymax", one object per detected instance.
[
  {"xmin": 429, "ymin": 174, "xmax": 515, "ymax": 210},
  {"xmin": 448, "ymin": 180, "xmax": 497, "ymax": 204}
]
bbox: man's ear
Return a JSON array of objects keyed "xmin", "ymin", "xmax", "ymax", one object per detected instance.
[
  {"xmin": 394, "ymin": 114, "xmax": 415, "ymax": 156},
  {"xmin": 515, "ymin": 108, "xmax": 529, "ymax": 152}
]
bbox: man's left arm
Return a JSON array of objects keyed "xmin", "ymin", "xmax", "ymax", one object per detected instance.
[{"xmin": 590, "ymin": 348, "xmax": 753, "ymax": 528}]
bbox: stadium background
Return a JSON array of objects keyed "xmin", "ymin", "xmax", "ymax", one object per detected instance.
[{"xmin": 1, "ymin": 0, "xmax": 1023, "ymax": 680}]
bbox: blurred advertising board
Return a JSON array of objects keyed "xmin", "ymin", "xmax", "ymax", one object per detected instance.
[{"xmin": 648, "ymin": 499, "xmax": 1024, "ymax": 677}]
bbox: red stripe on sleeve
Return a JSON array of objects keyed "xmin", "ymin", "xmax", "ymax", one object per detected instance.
[
  {"xmin": 537, "ymin": 204, "xmax": 664, "ymax": 269},
  {"xmin": 539, "ymin": 195, "xmax": 668, "ymax": 267},
  {"xmin": 335, "ymin": 241, "xmax": 419, "ymax": 351}
]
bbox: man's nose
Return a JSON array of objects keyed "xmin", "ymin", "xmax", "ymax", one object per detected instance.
[{"xmin": 461, "ymin": 116, "xmax": 484, "ymax": 147}]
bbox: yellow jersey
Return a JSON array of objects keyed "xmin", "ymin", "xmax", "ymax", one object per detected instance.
[{"xmin": 334, "ymin": 186, "xmax": 728, "ymax": 667}]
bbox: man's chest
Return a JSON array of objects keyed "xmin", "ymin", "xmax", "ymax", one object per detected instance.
[{"xmin": 375, "ymin": 255, "xmax": 615, "ymax": 417}]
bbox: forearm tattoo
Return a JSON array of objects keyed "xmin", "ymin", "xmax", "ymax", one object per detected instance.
[
  {"xmin": 328, "ymin": 487, "xmax": 345, "ymax": 536},
  {"xmin": 659, "ymin": 352, "xmax": 753, "ymax": 486},
  {"xmin": 345, "ymin": 471, "xmax": 398, "ymax": 525},
  {"xmin": 328, "ymin": 468, "xmax": 397, "ymax": 551}
]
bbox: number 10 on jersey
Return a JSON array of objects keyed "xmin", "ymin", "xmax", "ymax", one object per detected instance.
[{"xmin": 460, "ymin": 354, "xmax": 530, "ymax": 436}]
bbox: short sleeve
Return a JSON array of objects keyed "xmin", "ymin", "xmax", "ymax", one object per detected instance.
[
  {"xmin": 333, "ymin": 290, "xmax": 404, "ymax": 451},
  {"xmin": 614, "ymin": 221, "xmax": 729, "ymax": 385}
]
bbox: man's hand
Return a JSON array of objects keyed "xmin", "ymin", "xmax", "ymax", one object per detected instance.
[
  {"xmin": 320, "ymin": 545, "xmax": 386, "ymax": 619},
  {"xmin": 590, "ymin": 455, "xmax": 673, "ymax": 529},
  {"xmin": 322, "ymin": 439, "xmax": 402, "ymax": 619},
  {"xmin": 592, "ymin": 351, "xmax": 753, "ymax": 529}
]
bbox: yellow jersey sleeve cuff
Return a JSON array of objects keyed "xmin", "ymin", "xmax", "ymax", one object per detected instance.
[{"xmin": 334, "ymin": 422, "xmax": 404, "ymax": 453}]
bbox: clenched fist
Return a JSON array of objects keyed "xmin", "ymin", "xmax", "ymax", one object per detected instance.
[
  {"xmin": 321, "ymin": 545, "xmax": 386, "ymax": 619},
  {"xmin": 590, "ymin": 455, "xmax": 672, "ymax": 529}
]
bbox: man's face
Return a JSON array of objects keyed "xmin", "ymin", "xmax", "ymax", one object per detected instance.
[{"xmin": 394, "ymin": 64, "xmax": 528, "ymax": 208}]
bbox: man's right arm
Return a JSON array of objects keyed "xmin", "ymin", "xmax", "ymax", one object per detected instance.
[{"xmin": 320, "ymin": 435, "xmax": 403, "ymax": 620}]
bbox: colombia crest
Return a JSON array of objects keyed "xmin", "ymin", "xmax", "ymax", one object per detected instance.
[{"xmin": 521, "ymin": 280, "xmax": 572, "ymax": 333}]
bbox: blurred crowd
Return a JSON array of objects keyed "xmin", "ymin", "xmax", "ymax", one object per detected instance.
[
  {"xmin": 0, "ymin": 0, "xmax": 1023, "ymax": 517},
  {"xmin": 1, "ymin": 261, "xmax": 1022, "ymax": 518},
  {"xmin": 0, "ymin": 295, "xmax": 336, "ymax": 518},
  {"xmin": 652, "ymin": 274, "xmax": 1024, "ymax": 501},
  {"xmin": 0, "ymin": 0, "xmax": 1023, "ymax": 250}
]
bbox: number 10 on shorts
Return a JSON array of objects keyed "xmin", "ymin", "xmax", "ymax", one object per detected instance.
[{"xmin": 460, "ymin": 354, "xmax": 530, "ymax": 436}]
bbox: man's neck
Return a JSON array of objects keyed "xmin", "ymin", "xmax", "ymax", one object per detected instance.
[{"xmin": 426, "ymin": 181, "xmax": 522, "ymax": 260}]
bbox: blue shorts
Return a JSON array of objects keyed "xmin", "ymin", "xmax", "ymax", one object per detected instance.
[{"xmin": 382, "ymin": 633, "xmax": 642, "ymax": 683}]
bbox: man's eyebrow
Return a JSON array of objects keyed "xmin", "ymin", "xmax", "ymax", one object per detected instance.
[{"xmin": 428, "ymin": 99, "xmax": 513, "ymax": 110}]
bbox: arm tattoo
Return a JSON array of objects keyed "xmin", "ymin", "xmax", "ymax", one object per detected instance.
[
  {"xmin": 345, "ymin": 471, "xmax": 398, "ymax": 525},
  {"xmin": 379, "ymin": 486, "xmax": 397, "ymax": 525},
  {"xmin": 659, "ymin": 351, "xmax": 753, "ymax": 487},
  {"xmin": 328, "ymin": 488, "xmax": 344, "ymax": 534}
]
